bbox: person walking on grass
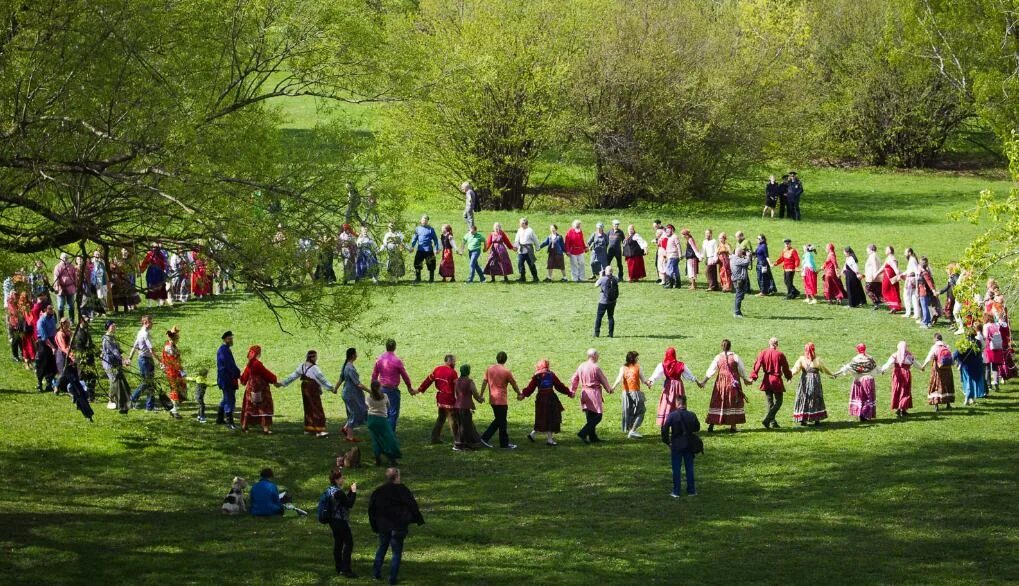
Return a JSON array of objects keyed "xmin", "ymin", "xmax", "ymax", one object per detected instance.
[
  {"xmin": 919, "ymin": 333, "xmax": 955, "ymax": 412},
  {"xmin": 322, "ymin": 468, "xmax": 358, "ymax": 578},
  {"xmin": 594, "ymin": 266, "xmax": 620, "ymax": 338},
  {"xmin": 774, "ymin": 238, "xmax": 800, "ymax": 300},
  {"xmin": 279, "ymin": 349, "xmax": 334, "ymax": 437},
  {"xmin": 239, "ymin": 345, "xmax": 281, "ymax": 435},
  {"xmin": 565, "ymin": 220, "xmax": 587, "ymax": 282},
  {"xmin": 481, "ymin": 351, "xmax": 520, "ymax": 449},
  {"xmin": 538, "ymin": 224, "xmax": 567, "ymax": 282},
  {"xmin": 519, "ymin": 359, "xmax": 574, "ymax": 446},
  {"xmin": 216, "ymin": 330, "xmax": 241, "ymax": 430},
  {"xmin": 730, "ymin": 246, "xmax": 752, "ymax": 318},
  {"xmin": 483, "ymin": 222, "xmax": 514, "ymax": 283},
  {"xmin": 612, "ymin": 351, "xmax": 654, "ymax": 439},
  {"xmin": 366, "ymin": 381, "xmax": 402, "ymax": 466},
  {"xmin": 338, "ymin": 347, "xmax": 369, "ymax": 442},
  {"xmin": 369, "ymin": 468, "xmax": 425, "ymax": 585},
  {"xmin": 371, "ymin": 339, "xmax": 413, "ymax": 431},
  {"xmin": 878, "ymin": 341, "xmax": 914, "ymax": 418},
  {"xmin": 461, "ymin": 224, "xmax": 486, "ymax": 283},
  {"xmin": 415, "ymin": 354, "xmax": 458, "ymax": 445},
  {"xmin": 587, "ymin": 223, "xmax": 609, "ymax": 279},
  {"xmin": 513, "ymin": 217, "xmax": 540, "ymax": 283},
  {"xmin": 452, "ymin": 364, "xmax": 486, "ymax": 451},
  {"xmin": 34, "ymin": 304, "xmax": 58, "ymax": 393},
  {"xmin": 570, "ymin": 348, "xmax": 613, "ymax": 444},
  {"xmin": 751, "ymin": 337, "xmax": 793, "ymax": 429},
  {"xmin": 606, "ymin": 219, "xmax": 625, "ymax": 277},
  {"xmin": 833, "ymin": 343, "xmax": 879, "ymax": 422},
  {"xmin": 790, "ymin": 342, "xmax": 832, "ymax": 425},
  {"xmin": 661, "ymin": 395, "xmax": 701, "ymax": 498},
  {"xmin": 786, "ymin": 171, "xmax": 804, "ymax": 220},
  {"xmin": 461, "ymin": 181, "xmax": 478, "ymax": 231}
]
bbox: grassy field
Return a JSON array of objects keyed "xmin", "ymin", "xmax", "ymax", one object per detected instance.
[{"xmin": 2, "ymin": 167, "xmax": 1019, "ymax": 585}]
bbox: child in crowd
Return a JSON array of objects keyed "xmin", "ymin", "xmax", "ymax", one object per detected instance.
[{"xmin": 187, "ymin": 367, "xmax": 210, "ymax": 423}]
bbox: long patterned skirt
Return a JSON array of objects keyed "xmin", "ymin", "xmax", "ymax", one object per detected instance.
[
  {"xmin": 484, "ymin": 243, "xmax": 513, "ymax": 276},
  {"xmin": 343, "ymin": 388, "xmax": 368, "ymax": 430},
  {"xmin": 301, "ymin": 378, "xmax": 327, "ymax": 433},
  {"xmin": 356, "ymin": 247, "xmax": 380, "ymax": 280},
  {"xmin": 848, "ymin": 376, "xmax": 877, "ymax": 419},
  {"xmin": 439, "ymin": 248, "xmax": 455, "ymax": 278},
  {"xmin": 656, "ymin": 379, "xmax": 685, "ymax": 426},
  {"xmin": 386, "ymin": 249, "xmax": 405, "ymax": 279},
  {"xmin": 241, "ymin": 378, "xmax": 274, "ymax": 428},
  {"xmin": 706, "ymin": 374, "xmax": 746, "ymax": 425},
  {"xmin": 533, "ymin": 389, "xmax": 565, "ymax": 432},
  {"xmin": 927, "ymin": 365, "xmax": 955, "ymax": 405},
  {"xmin": 792, "ymin": 370, "xmax": 828, "ymax": 422},
  {"xmin": 823, "ymin": 267, "xmax": 846, "ymax": 301}
]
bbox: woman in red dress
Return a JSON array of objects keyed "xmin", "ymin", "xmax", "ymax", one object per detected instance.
[
  {"xmin": 20, "ymin": 293, "xmax": 38, "ymax": 367},
  {"xmin": 717, "ymin": 233, "xmax": 733, "ymax": 292},
  {"xmin": 822, "ymin": 243, "xmax": 846, "ymax": 303},
  {"xmin": 189, "ymin": 249, "xmax": 212, "ymax": 298},
  {"xmin": 240, "ymin": 345, "xmax": 280, "ymax": 434},
  {"xmin": 438, "ymin": 224, "xmax": 457, "ymax": 282},
  {"xmin": 161, "ymin": 326, "xmax": 186, "ymax": 418},
  {"xmin": 622, "ymin": 225, "xmax": 648, "ymax": 282},
  {"xmin": 880, "ymin": 341, "xmax": 914, "ymax": 418},
  {"xmin": 705, "ymin": 339, "xmax": 751, "ymax": 432},
  {"xmin": 881, "ymin": 246, "xmax": 903, "ymax": 312}
]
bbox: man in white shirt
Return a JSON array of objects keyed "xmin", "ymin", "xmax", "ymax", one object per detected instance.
[
  {"xmin": 864, "ymin": 244, "xmax": 883, "ymax": 310},
  {"xmin": 702, "ymin": 229, "xmax": 720, "ymax": 291},
  {"xmin": 127, "ymin": 315, "xmax": 158, "ymax": 410},
  {"xmin": 514, "ymin": 218, "xmax": 540, "ymax": 283}
]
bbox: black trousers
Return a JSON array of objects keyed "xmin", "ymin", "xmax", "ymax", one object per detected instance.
[
  {"xmin": 517, "ymin": 252, "xmax": 539, "ymax": 281},
  {"xmin": 733, "ymin": 278, "xmax": 749, "ymax": 315},
  {"xmin": 788, "ymin": 199, "xmax": 801, "ymax": 221},
  {"xmin": 482, "ymin": 404, "xmax": 510, "ymax": 447},
  {"xmin": 778, "ymin": 196, "xmax": 788, "ymax": 218},
  {"xmin": 607, "ymin": 248, "xmax": 624, "ymax": 275},
  {"xmin": 330, "ymin": 519, "xmax": 354, "ymax": 573},
  {"xmin": 595, "ymin": 302, "xmax": 615, "ymax": 337},
  {"xmin": 783, "ymin": 270, "xmax": 799, "ymax": 298},
  {"xmin": 413, "ymin": 250, "xmax": 436, "ymax": 281},
  {"xmin": 578, "ymin": 409, "xmax": 603, "ymax": 441}
]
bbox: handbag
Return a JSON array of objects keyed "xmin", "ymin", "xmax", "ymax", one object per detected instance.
[{"xmin": 678, "ymin": 411, "xmax": 704, "ymax": 455}]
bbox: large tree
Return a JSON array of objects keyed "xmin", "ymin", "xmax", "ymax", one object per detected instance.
[{"xmin": 0, "ymin": 0, "xmax": 408, "ymax": 327}]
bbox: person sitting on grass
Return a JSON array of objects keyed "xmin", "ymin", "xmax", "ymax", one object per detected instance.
[{"xmin": 250, "ymin": 467, "xmax": 288, "ymax": 517}]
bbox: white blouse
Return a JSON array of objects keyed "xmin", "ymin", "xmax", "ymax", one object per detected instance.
[{"xmin": 705, "ymin": 352, "xmax": 747, "ymax": 379}]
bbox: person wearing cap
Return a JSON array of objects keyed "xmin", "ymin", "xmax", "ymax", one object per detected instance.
[
  {"xmin": 52, "ymin": 252, "xmax": 78, "ymax": 321},
  {"xmin": 565, "ymin": 220, "xmax": 587, "ymax": 282},
  {"xmin": 570, "ymin": 349, "xmax": 613, "ymax": 444},
  {"xmin": 750, "ymin": 337, "xmax": 793, "ymax": 429},
  {"xmin": 461, "ymin": 181, "xmax": 478, "ymax": 231},
  {"xmin": 280, "ymin": 349, "xmax": 334, "ymax": 437},
  {"xmin": 513, "ymin": 218, "xmax": 540, "ymax": 283},
  {"xmin": 161, "ymin": 325, "xmax": 185, "ymax": 419},
  {"xmin": 587, "ymin": 223, "xmax": 609, "ymax": 280},
  {"xmin": 786, "ymin": 172, "xmax": 803, "ymax": 221},
  {"xmin": 778, "ymin": 174, "xmax": 790, "ymax": 219},
  {"xmin": 409, "ymin": 215, "xmax": 439, "ymax": 283},
  {"xmin": 773, "ymin": 238, "xmax": 801, "ymax": 300},
  {"xmin": 606, "ymin": 220, "xmax": 625, "ymax": 277},
  {"xmin": 216, "ymin": 330, "xmax": 241, "ymax": 429}
]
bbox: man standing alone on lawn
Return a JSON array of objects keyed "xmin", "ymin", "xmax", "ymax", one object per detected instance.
[
  {"xmin": 751, "ymin": 337, "xmax": 792, "ymax": 429},
  {"xmin": 594, "ymin": 266, "xmax": 619, "ymax": 338}
]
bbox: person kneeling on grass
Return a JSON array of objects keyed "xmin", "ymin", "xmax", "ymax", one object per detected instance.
[
  {"xmin": 321, "ymin": 468, "xmax": 358, "ymax": 578},
  {"xmin": 369, "ymin": 468, "xmax": 425, "ymax": 585},
  {"xmin": 661, "ymin": 395, "xmax": 701, "ymax": 498}
]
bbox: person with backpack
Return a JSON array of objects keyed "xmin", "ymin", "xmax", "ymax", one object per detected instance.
[
  {"xmin": 660, "ymin": 395, "xmax": 701, "ymax": 497},
  {"xmin": 919, "ymin": 333, "xmax": 955, "ymax": 411},
  {"xmin": 461, "ymin": 181, "xmax": 479, "ymax": 231},
  {"xmin": 594, "ymin": 266, "xmax": 619, "ymax": 338},
  {"xmin": 981, "ymin": 314, "xmax": 1005, "ymax": 392},
  {"xmin": 319, "ymin": 468, "xmax": 358, "ymax": 578},
  {"xmin": 369, "ymin": 468, "xmax": 425, "ymax": 585}
]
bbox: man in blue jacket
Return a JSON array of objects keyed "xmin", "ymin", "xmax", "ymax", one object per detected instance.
[
  {"xmin": 216, "ymin": 330, "xmax": 241, "ymax": 430},
  {"xmin": 661, "ymin": 395, "xmax": 701, "ymax": 497},
  {"xmin": 250, "ymin": 468, "xmax": 284, "ymax": 516},
  {"xmin": 409, "ymin": 215, "xmax": 439, "ymax": 283}
]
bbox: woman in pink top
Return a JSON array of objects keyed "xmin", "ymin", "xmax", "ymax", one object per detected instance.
[
  {"xmin": 570, "ymin": 348, "xmax": 613, "ymax": 444},
  {"xmin": 481, "ymin": 351, "xmax": 520, "ymax": 449}
]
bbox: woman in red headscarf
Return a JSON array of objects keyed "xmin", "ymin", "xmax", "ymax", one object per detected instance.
[
  {"xmin": 704, "ymin": 339, "xmax": 751, "ymax": 432},
  {"xmin": 822, "ymin": 243, "xmax": 846, "ymax": 304},
  {"xmin": 879, "ymin": 341, "xmax": 914, "ymax": 418},
  {"xmin": 790, "ymin": 342, "xmax": 832, "ymax": 425},
  {"xmin": 648, "ymin": 347, "xmax": 702, "ymax": 427},
  {"xmin": 880, "ymin": 246, "xmax": 903, "ymax": 312},
  {"xmin": 239, "ymin": 345, "xmax": 280, "ymax": 434},
  {"xmin": 833, "ymin": 343, "xmax": 879, "ymax": 421},
  {"xmin": 518, "ymin": 359, "xmax": 574, "ymax": 446}
]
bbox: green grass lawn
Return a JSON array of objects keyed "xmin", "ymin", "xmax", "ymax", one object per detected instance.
[{"xmin": 2, "ymin": 168, "xmax": 1019, "ymax": 585}]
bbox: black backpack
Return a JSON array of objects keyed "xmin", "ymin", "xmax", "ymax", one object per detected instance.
[
  {"xmin": 605, "ymin": 276, "xmax": 619, "ymax": 303},
  {"xmin": 470, "ymin": 189, "xmax": 482, "ymax": 213}
]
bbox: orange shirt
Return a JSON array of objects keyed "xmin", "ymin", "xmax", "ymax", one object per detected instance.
[{"xmin": 484, "ymin": 364, "xmax": 517, "ymax": 406}]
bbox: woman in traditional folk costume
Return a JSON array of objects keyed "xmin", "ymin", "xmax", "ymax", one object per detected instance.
[
  {"xmin": 704, "ymin": 339, "xmax": 750, "ymax": 432},
  {"xmin": 338, "ymin": 347, "xmax": 369, "ymax": 441},
  {"xmin": 355, "ymin": 226, "xmax": 381, "ymax": 283},
  {"xmin": 538, "ymin": 224, "xmax": 567, "ymax": 282},
  {"xmin": 880, "ymin": 246, "xmax": 903, "ymax": 312},
  {"xmin": 622, "ymin": 225, "xmax": 648, "ymax": 282},
  {"xmin": 519, "ymin": 359, "xmax": 573, "ymax": 446},
  {"xmin": 918, "ymin": 334, "xmax": 956, "ymax": 411},
  {"xmin": 843, "ymin": 247, "xmax": 867, "ymax": 308},
  {"xmin": 801, "ymin": 244, "xmax": 818, "ymax": 304},
  {"xmin": 717, "ymin": 233, "xmax": 733, "ymax": 292},
  {"xmin": 140, "ymin": 245, "xmax": 169, "ymax": 304},
  {"xmin": 821, "ymin": 243, "xmax": 846, "ymax": 304},
  {"xmin": 680, "ymin": 228, "xmax": 702, "ymax": 290},
  {"xmin": 981, "ymin": 314, "xmax": 1005, "ymax": 391},
  {"xmin": 790, "ymin": 342, "xmax": 832, "ymax": 425},
  {"xmin": 953, "ymin": 335, "xmax": 986, "ymax": 405},
  {"xmin": 337, "ymin": 224, "xmax": 358, "ymax": 284},
  {"xmin": 483, "ymin": 223, "xmax": 514, "ymax": 282},
  {"xmin": 365, "ymin": 381, "xmax": 401, "ymax": 466},
  {"xmin": 239, "ymin": 345, "xmax": 280, "ymax": 434},
  {"xmin": 381, "ymin": 224, "xmax": 408, "ymax": 281},
  {"xmin": 452, "ymin": 364, "xmax": 486, "ymax": 451},
  {"xmin": 280, "ymin": 350, "xmax": 334, "ymax": 437},
  {"xmin": 189, "ymin": 249, "xmax": 212, "ymax": 299},
  {"xmin": 438, "ymin": 224, "xmax": 458, "ymax": 282},
  {"xmin": 879, "ymin": 341, "xmax": 914, "ymax": 418},
  {"xmin": 18, "ymin": 293, "xmax": 36, "ymax": 366},
  {"xmin": 610, "ymin": 351, "xmax": 653, "ymax": 439},
  {"xmin": 161, "ymin": 326, "xmax": 186, "ymax": 418},
  {"xmin": 648, "ymin": 347, "xmax": 701, "ymax": 427},
  {"xmin": 834, "ymin": 344, "xmax": 879, "ymax": 422}
]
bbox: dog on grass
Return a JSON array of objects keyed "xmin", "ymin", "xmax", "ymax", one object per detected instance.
[{"xmin": 221, "ymin": 476, "xmax": 247, "ymax": 514}]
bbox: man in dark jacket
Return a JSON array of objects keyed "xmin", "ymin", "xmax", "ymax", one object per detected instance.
[
  {"xmin": 661, "ymin": 396, "xmax": 701, "ymax": 497},
  {"xmin": 778, "ymin": 174, "xmax": 790, "ymax": 218},
  {"xmin": 369, "ymin": 468, "xmax": 425, "ymax": 585},
  {"xmin": 786, "ymin": 172, "xmax": 804, "ymax": 221},
  {"xmin": 216, "ymin": 330, "xmax": 241, "ymax": 429}
]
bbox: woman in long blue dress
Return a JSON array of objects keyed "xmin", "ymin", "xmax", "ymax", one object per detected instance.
[{"xmin": 954, "ymin": 335, "xmax": 986, "ymax": 405}]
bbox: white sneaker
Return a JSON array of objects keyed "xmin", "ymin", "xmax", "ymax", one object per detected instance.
[
  {"xmin": 628, "ymin": 431, "xmax": 643, "ymax": 438},
  {"xmin": 480, "ymin": 439, "xmax": 493, "ymax": 448},
  {"xmin": 316, "ymin": 431, "xmax": 329, "ymax": 438},
  {"xmin": 503, "ymin": 444, "xmax": 517, "ymax": 450},
  {"xmin": 106, "ymin": 401, "xmax": 117, "ymax": 410}
]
